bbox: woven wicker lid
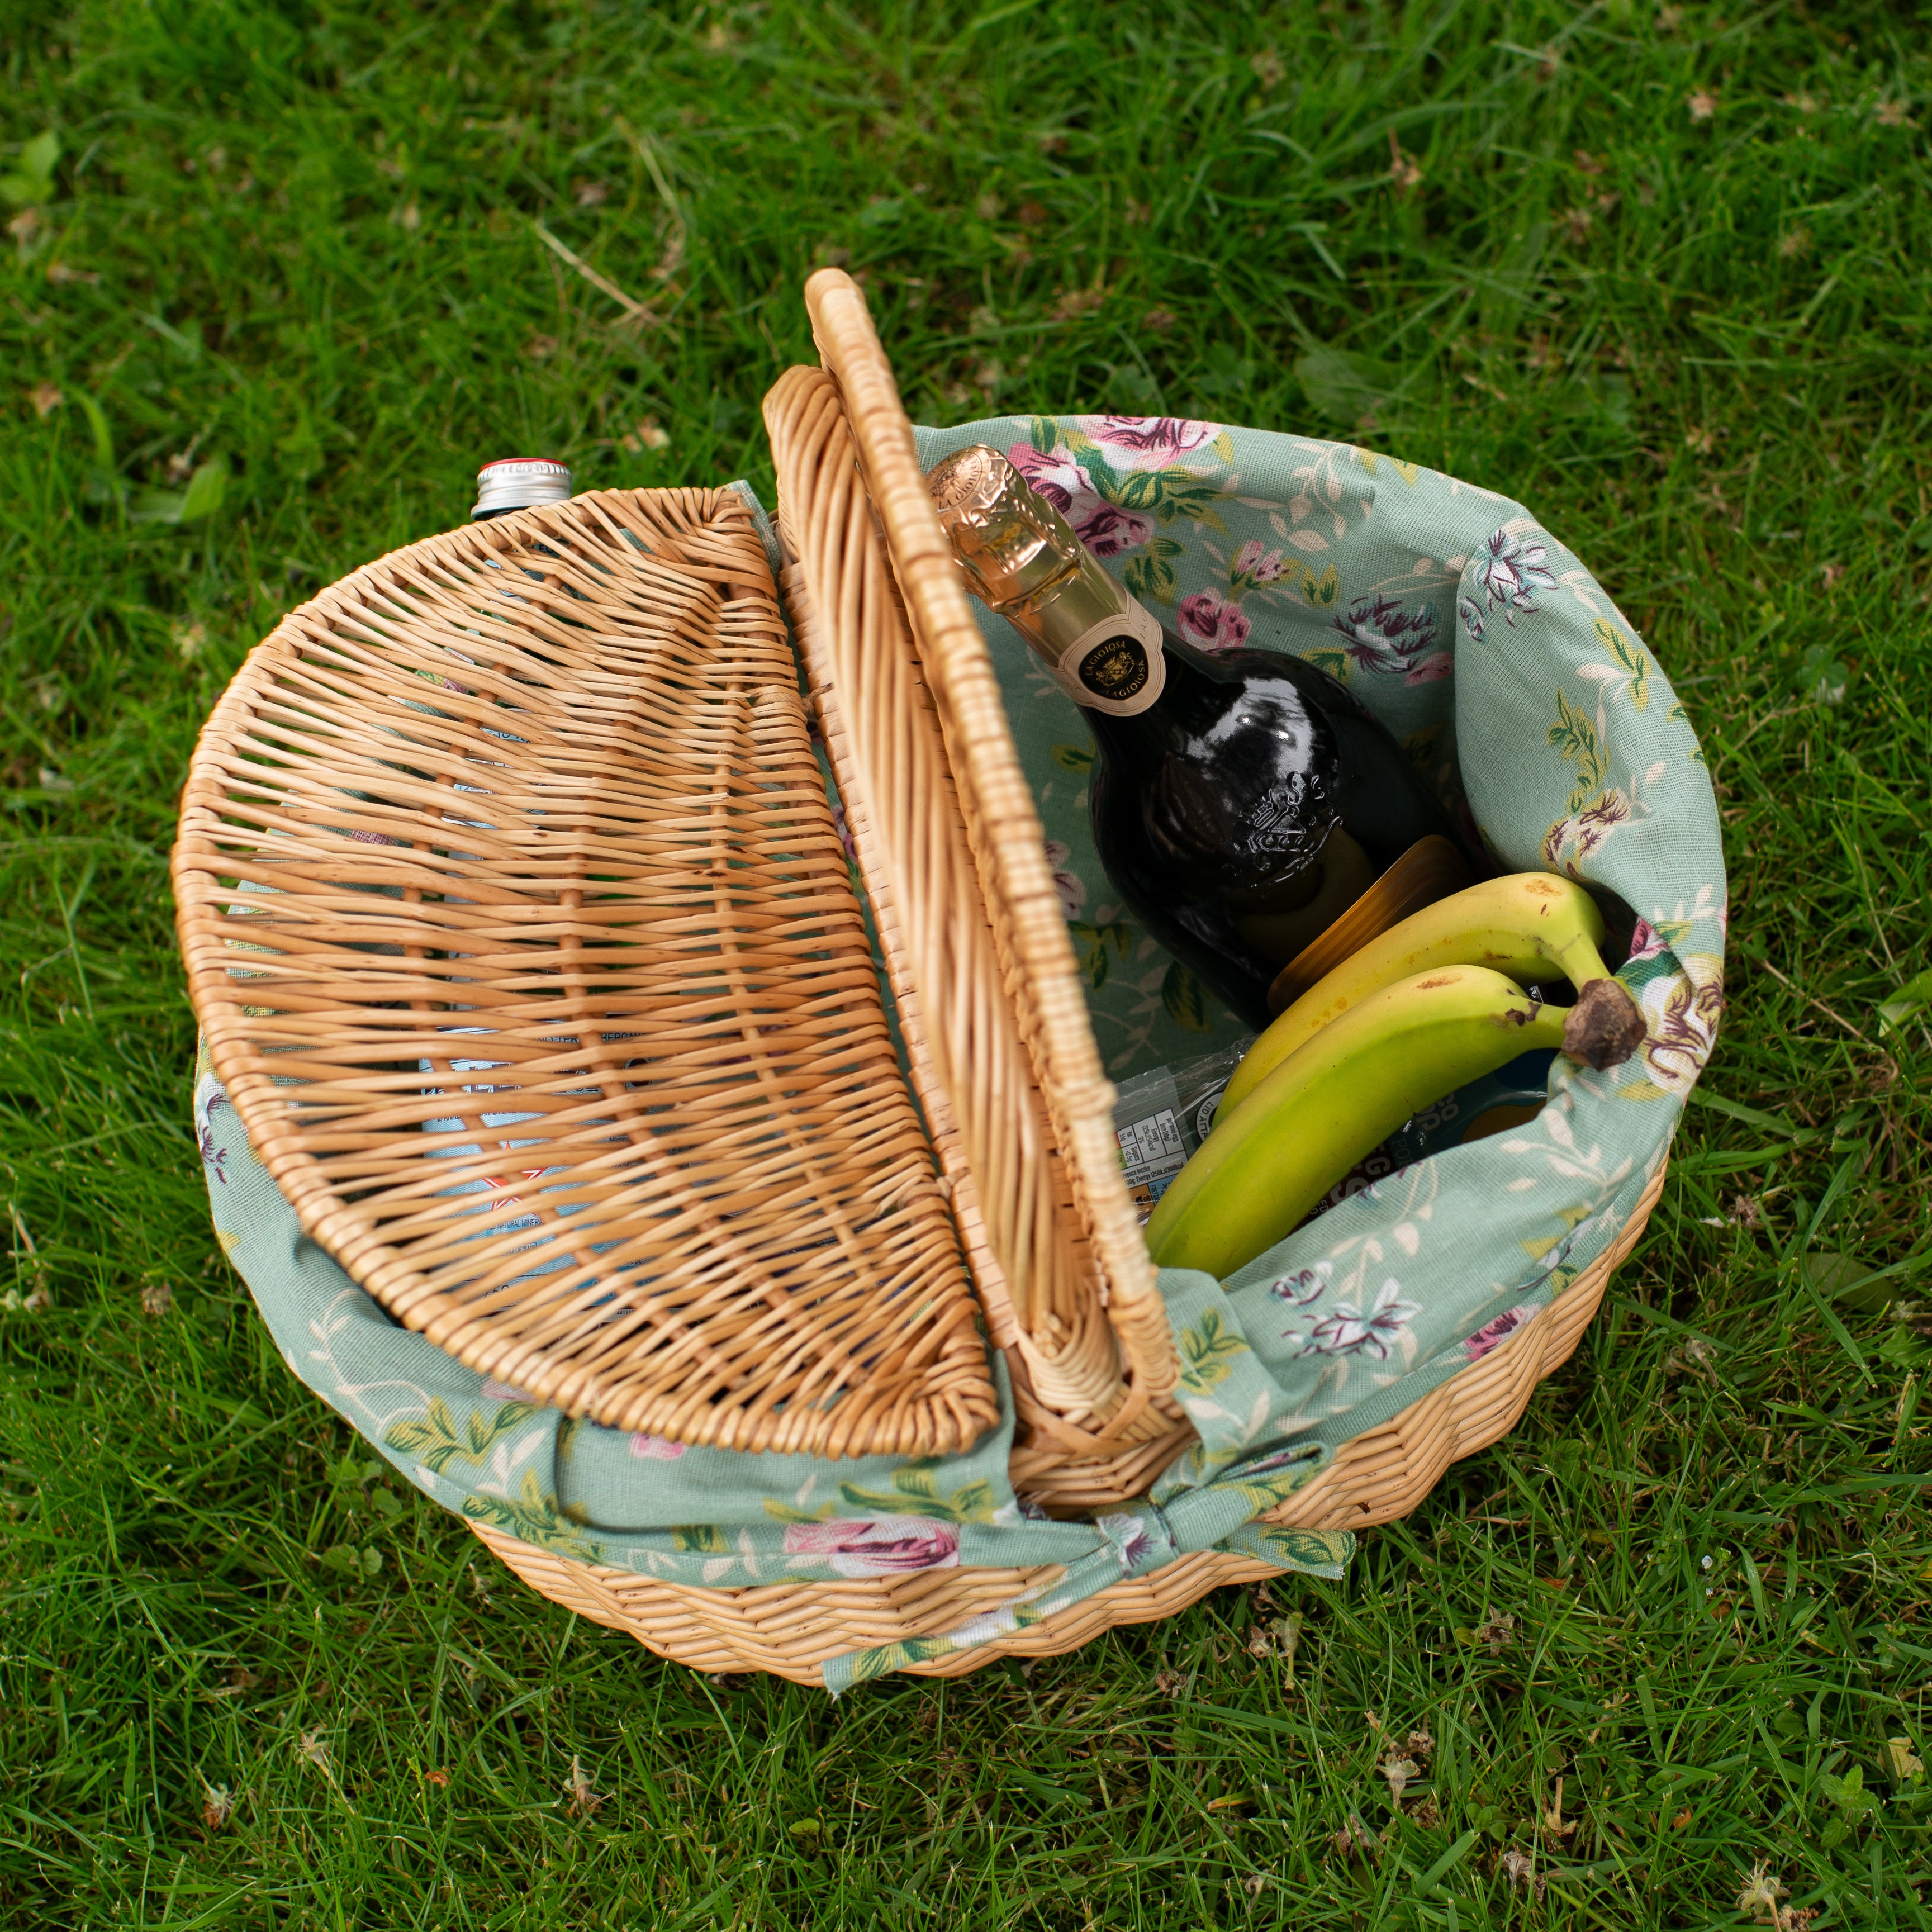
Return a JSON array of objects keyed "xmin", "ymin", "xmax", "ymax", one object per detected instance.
[
  {"xmin": 173, "ymin": 485, "xmax": 1001, "ymax": 1459},
  {"xmin": 766, "ymin": 272, "xmax": 1181, "ymax": 1454}
]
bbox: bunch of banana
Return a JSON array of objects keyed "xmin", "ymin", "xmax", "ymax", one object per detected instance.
[{"xmin": 1144, "ymin": 876, "xmax": 1648, "ymax": 1279}]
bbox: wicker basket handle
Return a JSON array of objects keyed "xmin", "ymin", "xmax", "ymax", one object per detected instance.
[{"xmin": 771, "ymin": 270, "xmax": 1179, "ymax": 1420}]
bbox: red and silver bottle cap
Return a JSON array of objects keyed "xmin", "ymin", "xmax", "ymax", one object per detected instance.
[{"xmin": 472, "ymin": 457, "xmax": 572, "ymax": 519}]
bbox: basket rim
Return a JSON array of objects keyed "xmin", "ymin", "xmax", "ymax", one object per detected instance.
[{"xmin": 468, "ymin": 1158, "xmax": 1663, "ymax": 1684}]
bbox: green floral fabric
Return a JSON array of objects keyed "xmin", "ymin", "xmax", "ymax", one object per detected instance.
[
  {"xmin": 194, "ymin": 1038, "xmax": 1351, "ymax": 1694},
  {"xmin": 913, "ymin": 415, "xmax": 1724, "ymax": 1442},
  {"xmin": 192, "ymin": 421, "xmax": 1721, "ymax": 1688}
]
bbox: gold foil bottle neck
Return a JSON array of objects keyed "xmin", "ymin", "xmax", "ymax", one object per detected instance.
[
  {"xmin": 926, "ymin": 444, "xmax": 1167, "ymax": 716},
  {"xmin": 926, "ymin": 444, "xmax": 1081, "ymax": 611},
  {"xmin": 925, "ymin": 444, "xmax": 1134, "ymax": 654}
]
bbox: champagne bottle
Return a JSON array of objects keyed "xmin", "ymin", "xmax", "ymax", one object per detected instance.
[{"xmin": 926, "ymin": 444, "xmax": 1466, "ymax": 1029}]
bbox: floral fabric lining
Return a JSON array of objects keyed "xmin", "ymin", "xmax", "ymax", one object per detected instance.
[
  {"xmin": 194, "ymin": 1042, "xmax": 1350, "ymax": 1693},
  {"xmin": 193, "ymin": 425, "xmax": 1722, "ymax": 1688}
]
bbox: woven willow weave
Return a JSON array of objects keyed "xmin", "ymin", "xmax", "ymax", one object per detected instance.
[
  {"xmin": 768, "ymin": 270, "xmax": 1195, "ymax": 1510},
  {"xmin": 174, "ymin": 486, "xmax": 1000, "ymax": 1458},
  {"xmin": 178, "ymin": 268, "xmax": 1669, "ymax": 1682},
  {"xmin": 468, "ymin": 1164, "xmax": 1662, "ymax": 1684}
]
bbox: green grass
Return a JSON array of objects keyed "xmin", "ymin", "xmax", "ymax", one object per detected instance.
[{"xmin": 2, "ymin": 0, "xmax": 1930, "ymax": 1924}]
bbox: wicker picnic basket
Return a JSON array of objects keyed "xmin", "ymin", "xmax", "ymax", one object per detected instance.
[{"xmin": 173, "ymin": 270, "xmax": 1663, "ymax": 1684}]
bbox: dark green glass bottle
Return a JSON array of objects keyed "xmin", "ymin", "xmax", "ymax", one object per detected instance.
[{"xmin": 927, "ymin": 444, "xmax": 1464, "ymax": 1029}]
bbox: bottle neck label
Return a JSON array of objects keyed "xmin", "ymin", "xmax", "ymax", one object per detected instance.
[{"xmin": 1039, "ymin": 600, "xmax": 1165, "ymax": 717}]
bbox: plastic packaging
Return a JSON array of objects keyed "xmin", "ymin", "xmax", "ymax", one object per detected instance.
[{"xmin": 1112, "ymin": 1039, "xmax": 1255, "ymax": 1221}]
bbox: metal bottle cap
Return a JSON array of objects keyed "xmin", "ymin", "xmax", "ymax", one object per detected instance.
[{"xmin": 472, "ymin": 458, "xmax": 573, "ymax": 519}]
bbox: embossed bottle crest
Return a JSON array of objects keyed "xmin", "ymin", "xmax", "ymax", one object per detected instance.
[{"xmin": 1079, "ymin": 633, "xmax": 1151, "ymax": 702}]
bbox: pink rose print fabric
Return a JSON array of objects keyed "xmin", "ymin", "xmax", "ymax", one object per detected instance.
[
  {"xmin": 1077, "ymin": 416, "xmax": 1223, "ymax": 469},
  {"xmin": 1176, "ymin": 588, "xmax": 1252, "ymax": 651},
  {"xmin": 781, "ymin": 1516, "xmax": 962, "ymax": 1578}
]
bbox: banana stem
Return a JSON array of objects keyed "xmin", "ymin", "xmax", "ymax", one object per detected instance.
[
  {"xmin": 1552, "ymin": 930, "xmax": 1618, "ymax": 990},
  {"xmin": 1559, "ymin": 978, "xmax": 1649, "ymax": 1069},
  {"xmin": 1521, "ymin": 999, "xmax": 1573, "ymax": 1054}
]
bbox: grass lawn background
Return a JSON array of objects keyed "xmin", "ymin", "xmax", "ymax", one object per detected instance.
[{"xmin": 3, "ymin": 1, "xmax": 1930, "ymax": 1925}]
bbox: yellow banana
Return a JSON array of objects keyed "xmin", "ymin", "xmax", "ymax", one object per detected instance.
[
  {"xmin": 1218, "ymin": 872, "xmax": 1645, "ymax": 1119},
  {"xmin": 1146, "ymin": 964, "xmax": 1570, "ymax": 1279}
]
